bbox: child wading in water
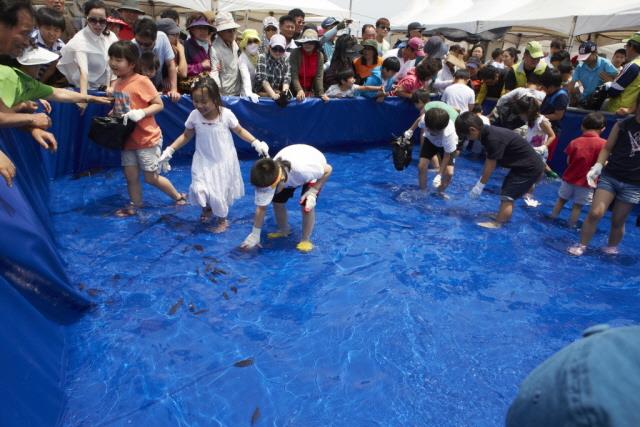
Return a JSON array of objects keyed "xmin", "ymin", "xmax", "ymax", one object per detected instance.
[
  {"xmin": 159, "ymin": 76, "xmax": 269, "ymax": 232},
  {"xmin": 108, "ymin": 41, "xmax": 186, "ymax": 217}
]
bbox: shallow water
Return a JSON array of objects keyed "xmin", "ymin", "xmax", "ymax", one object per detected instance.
[{"xmin": 51, "ymin": 147, "xmax": 640, "ymax": 427}]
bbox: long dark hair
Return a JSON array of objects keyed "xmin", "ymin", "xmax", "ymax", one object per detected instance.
[
  {"xmin": 325, "ymin": 34, "xmax": 357, "ymax": 87},
  {"xmin": 514, "ymin": 96, "xmax": 540, "ymax": 128},
  {"xmin": 191, "ymin": 76, "xmax": 223, "ymax": 116}
]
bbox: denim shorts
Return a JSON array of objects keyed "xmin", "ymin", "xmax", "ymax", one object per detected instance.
[
  {"xmin": 558, "ymin": 181, "xmax": 593, "ymax": 205},
  {"xmin": 121, "ymin": 143, "xmax": 161, "ymax": 173},
  {"xmin": 597, "ymin": 173, "xmax": 640, "ymax": 205}
]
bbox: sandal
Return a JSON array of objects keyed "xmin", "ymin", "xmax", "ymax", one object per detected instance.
[
  {"xmin": 175, "ymin": 193, "xmax": 188, "ymax": 206},
  {"xmin": 568, "ymin": 243, "xmax": 587, "ymax": 256},
  {"xmin": 115, "ymin": 203, "xmax": 137, "ymax": 217}
]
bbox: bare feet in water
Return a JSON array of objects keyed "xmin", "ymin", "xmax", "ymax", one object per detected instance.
[
  {"xmin": 200, "ymin": 207, "xmax": 212, "ymax": 223},
  {"xmin": 115, "ymin": 204, "xmax": 137, "ymax": 217},
  {"xmin": 209, "ymin": 218, "xmax": 228, "ymax": 234}
]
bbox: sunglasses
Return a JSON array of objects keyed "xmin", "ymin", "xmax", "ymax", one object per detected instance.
[
  {"xmin": 377, "ymin": 26, "xmax": 390, "ymax": 31},
  {"xmin": 87, "ymin": 17, "xmax": 107, "ymax": 25},
  {"xmin": 271, "ymin": 46, "xmax": 285, "ymax": 53}
]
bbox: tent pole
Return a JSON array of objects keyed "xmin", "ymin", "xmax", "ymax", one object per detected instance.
[
  {"xmin": 349, "ymin": 0, "xmax": 352, "ymax": 18},
  {"xmin": 567, "ymin": 16, "xmax": 578, "ymax": 52}
]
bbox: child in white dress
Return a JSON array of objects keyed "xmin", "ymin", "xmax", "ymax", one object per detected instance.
[{"xmin": 159, "ymin": 77, "xmax": 269, "ymax": 232}]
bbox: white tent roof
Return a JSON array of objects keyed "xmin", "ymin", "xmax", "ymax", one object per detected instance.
[
  {"xmin": 218, "ymin": 0, "xmax": 349, "ymax": 17},
  {"xmin": 159, "ymin": 0, "xmax": 212, "ymax": 11},
  {"xmin": 393, "ymin": 0, "xmax": 640, "ymax": 36}
]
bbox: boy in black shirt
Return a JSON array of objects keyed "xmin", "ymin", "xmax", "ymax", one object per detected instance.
[{"xmin": 455, "ymin": 112, "xmax": 545, "ymax": 228}]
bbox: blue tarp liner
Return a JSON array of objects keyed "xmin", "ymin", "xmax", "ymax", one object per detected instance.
[{"xmin": 0, "ymin": 94, "xmax": 627, "ymax": 426}]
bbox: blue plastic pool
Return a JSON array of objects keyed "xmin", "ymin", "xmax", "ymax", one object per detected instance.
[{"xmin": 51, "ymin": 147, "xmax": 640, "ymax": 426}]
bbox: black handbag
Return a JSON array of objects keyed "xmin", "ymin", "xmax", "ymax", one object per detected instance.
[
  {"xmin": 391, "ymin": 135, "xmax": 412, "ymax": 171},
  {"xmin": 578, "ymin": 84, "xmax": 608, "ymax": 111},
  {"xmin": 88, "ymin": 116, "xmax": 136, "ymax": 150}
]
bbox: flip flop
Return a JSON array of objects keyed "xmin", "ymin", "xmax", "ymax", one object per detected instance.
[{"xmin": 296, "ymin": 241, "xmax": 313, "ymax": 252}]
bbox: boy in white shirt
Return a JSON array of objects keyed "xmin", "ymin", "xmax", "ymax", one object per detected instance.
[
  {"xmin": 241, "ymin": 144, "xmax": 333, "ymax": 252},
  {"xmin": 442, "ymin": 69, "xmax": 475, "ymax": 113},
  {"xmin": 325, "ymin": 69, "xmax": 382, "ymax": 98}
]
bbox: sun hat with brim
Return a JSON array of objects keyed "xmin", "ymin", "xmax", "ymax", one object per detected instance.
[
  {"xmin": 263, "ymin": 16, "xmax": 278, "ymax": 30},
  {"xmin": 445, "ymin": 54, "xmax": 466, "ymax": 70},
  {"xmin": 525, "ymin": 41, "xmax": 544, "ymax": 59},
  {"xmin": 17, "ymin": 46, "xmax": 59, "ymax": 66},
  {"xmin": 255, "ymin": 186, "xmax": 276, "ymax": 206},
  {"xmin": 240, "ymin": 29, "xmax": 261, "ymax": 50},
  {"xmin": 506, "ymin": 324, "xmax": 640, "ymax": 427},
  {"xmin": 107, "ymin": 16, "xmax": 127, "ymax": 27},
  {"xmin": 623, "ymin": 32, "xmax": 640, "ymax": 46},
  {"xmin": 156, "ymin": 18, "xmax": 181, "ymax": 35},
  {"xmin": 187, "ymin": 17, "xmax": 214, "ymax": 31},
  {"xmin": 295, "ymin": 28, "xmax": 320, "ymax": 46},
  {"xmin": 117, "ymin": 0, "xmax": 144, "ymax": 14},
  {"xmin": 215, "ymin": 12, "xmax": 240, "ymax": 32}
]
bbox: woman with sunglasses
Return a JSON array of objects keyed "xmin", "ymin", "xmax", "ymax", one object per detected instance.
[
  {"xmin": 375, "ymin": 18, "xmax": 391, "ymax": 56},
  {"xmin": 57, "ymin": 0, "xmax": 117, "ymax": 113}
]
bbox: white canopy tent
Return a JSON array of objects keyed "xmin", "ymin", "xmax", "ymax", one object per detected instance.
[
  {"xmin": 159, "ymin": 0, "xmax": 212, "ymax": 11},
  {"xmin": 217, "ymin": 0, "xmax": 349, "ymax": 17}
]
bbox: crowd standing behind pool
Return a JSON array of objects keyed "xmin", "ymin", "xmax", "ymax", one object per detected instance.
[{"xmin": 2, "ymin": 1, "xmax": 640, "ymax": 425}]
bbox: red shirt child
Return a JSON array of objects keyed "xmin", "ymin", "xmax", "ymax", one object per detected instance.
[{"xmin": 563, "ymin": 130, "xmax": 607, "ymax": 187}]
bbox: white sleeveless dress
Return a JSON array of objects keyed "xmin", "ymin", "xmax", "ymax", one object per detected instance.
[{"xmin": 185, "ymin": 108, "xmax": 244, "ymax": 218}]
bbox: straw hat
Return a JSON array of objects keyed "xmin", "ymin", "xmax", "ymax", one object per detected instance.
[{"xmin": 294, "ymin": 28, "xmax": 320, "ymax": 47}]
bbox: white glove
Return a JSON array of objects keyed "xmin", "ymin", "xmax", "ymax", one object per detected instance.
[
  {"xmin": 158, "ymin": 147, "xmax": 174, "ymax": 174},
  {"xmin": 432, "ymin": 173, "xmax": 442, "ymax": 189},
  {"xmin": 248, "ymin": 93, "xmax": 260, "ymax": 103},
  {"xmin": 251, "ymin": 139, "xmax": 269, "ymax": 157},
  {"xmin": 603, "ymin": 81, "xmax": 613, "ymax": 90},
  {"xmin": 122, "ymin": 109, "xmax": 146, "ymax": 125},
  {"xmin": 586, "ymin": 163, "xmax": 603, "ymax": 188},
  {"xmin": 241, "ymin": 226, "xmax": 261, "ymax": 249},
  {"xmin": 300, "ymin": 187, "xmax": 319, "ymax": 213},
  {"xmin": 470, "ymin": 180, "xmax": 485, "ymax": 198},
  {"xmin": 533, "ymin": 145, "xmax": 548, "ymax": 157},
  {"xmin": 404, "ymin": 129, "xmax": 414, "ymax": 140}
]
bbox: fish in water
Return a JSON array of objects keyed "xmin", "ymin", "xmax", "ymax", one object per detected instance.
[
  {"xmin": 234, "ymin": 358, "xmax": 254, "ymax": 368},
  {"xmin": 188, "ymin": 302, "xmax": 195, "ymax": 312},
  {"xmin": 86, "ymin": 288, "xmax": 102, "ymax": 297},
  {"xmin": 193, "ymin": 309, "xmax": 209, "ymax": 315},
  {"xmin": 193, "ymin": 244, "xmax": 204, "ymax": 252},
  {"xmin": 78, "ymin": 283, "xmax": 85, "ymax": 290},
  {"xmin": 168, "ymin": 298, "xmax": 184, "ymax": 315},
  {"xmin": 251, "ymin": 407, "xmax": 261, "ymax": 425},
  {"xmin": 229, "ymin": 286, "xmax": 238, "ymax": 294},
  {"xmin": 222, "ymin": 292, "xmax": 229, "ymax": 300}
]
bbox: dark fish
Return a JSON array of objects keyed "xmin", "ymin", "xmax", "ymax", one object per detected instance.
[
  {"xmin": 112, "ymin": 274, "xmax": 121, "ymax": 281},
  {"xmin": 168, "ymin": 298, "xmax": 184, "ymax": 315},
  {"xmin": 86, "ymin": 288, "xmax": 102, "ymax": 297},
  {"xmin": 193, "ymin": 244, "xmax": 204, "ymax": 252},
  {"xmin": 234, "ymin": 358, "xmax": 254, "ymax": 368},
  {"xmin": 72, "ymin": 166, "xmax": 103, "ymax": 179},
  {"xmin": 230, "ymin": 286, "xmax": 238, "ymax": 294},
  {"xmin": 193, "ymin": 309, "xmax": 209, "ymax": 315},
  {"xmin": 250, "ymin": 406, "xmax": 261, "ymax": 425},
  {"xmin": 78, "ymin": 283, "xmax": 85, "ymax": 290},
  {"xmin": 222, "ymin": 292, "xmax": 229, "ymax": 300},
  {"xmin": 188, "ymin": 302, "xmax": 195, "ymax": 312}
]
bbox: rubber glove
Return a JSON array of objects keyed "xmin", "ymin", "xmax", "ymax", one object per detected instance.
[
  {"xmin": 300, "ymin": 187, "xmax": 319, "ymax": 213},
  {"xmin": 432, "ymin": 173, "xmax": 442, "ymax": 189},
  {"xmin": 533, "ymin": 145, "xmax": 548, "ymax": 157},
  {"xmin": 123, "ymin": 109, "xmax": 146, "ymax": 125},
  {"xmin": 248, "ymin": 93, "xmax": 260, "ymax": 103},
  {"xmin": 586, "ymin": 163, "xmax": 603, "ymax": 188},
  {"xmin": 158, "ymin": 147, "xmax": 175, "ymax": 174},
  {"xmin": 470, "ymin": 180, "xmax": 485, "ymax": 198},
  {"xmin": 403, "ymin": 129, "xmax": 414, "ymax": 140},
  {"xmin": 241, "ymin": 226, "xmax": 261, "ymax": 249},
  {"xmin": 251, "ymin": 140, "xmax": 269, "ymax": 157}
]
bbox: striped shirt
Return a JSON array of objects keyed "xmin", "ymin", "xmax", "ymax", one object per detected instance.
[{"xmin": 33, "ymin": 29, "xmax": 64, "ymax": 82}]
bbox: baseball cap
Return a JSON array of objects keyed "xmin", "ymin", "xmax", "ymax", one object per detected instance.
[
  {"xmin": 254, "ymin": 185, "xmax": 276, "ymax": 206},
  {"xmin": 577, "ymin": 41, "xmax": 597, "ymax": 61},
  {"xmin": 407, "ymin": 22, "xmax": 425, "ymax": 32},
  {"xmin": 525, "ymin": 41, "xmax": 544, "ymax": 59},
  {"xmin": 156, "ymin": 17, "xmax": 181, "ymax": 35},
  {"xmin": 465, "ymin": 57, "xmax": 481, "ymax": 69},
  {"xmin": 425, "ymin": 36, "xmax": 448, "ymax": 59},
  {"xmin": 269, "ymin": 34, "xmax": 286, "ymax": 49},
  {"xmin": 263, "ymin": 16, "xmax": 278, "ymax": 30},
  {"xmin": 622, "ymin": 31, "xmax": 640, "ymax": 46},
  {"xmin": 321, "ymin": 17, "xmax": 338, "ymax": 29},
  {"xmin": 506, "ymin": 324, "xmax": 640, "ymax": 427},
  {"xmin": 407, "ymin": 37, "xmax": 425, "ymax": 57}
]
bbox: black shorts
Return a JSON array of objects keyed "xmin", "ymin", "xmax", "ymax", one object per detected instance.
[
  {"xmin": 419, "ymin": 139, "xmax": 456, "ymax": 165},
  {"xmin": 272, "ymin": 184, "xmax": 311, "ymax": 204},
  {"xmin": 501, "ymin": 171, "xmax": 540, "ymax": 201}
]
